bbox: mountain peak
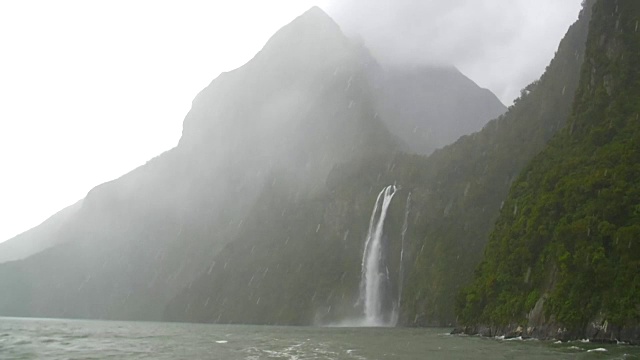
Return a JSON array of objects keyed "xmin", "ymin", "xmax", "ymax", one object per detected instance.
[
  {"xmin": 234, "ymin": 5, "xmax": 351, "ymax": 78},
  {"xmin": 260, "ymin": 6, "xmax": 344, "ymax": 50},
  {"xmin": 298, "ymin": 6, "xmax": 334, "ymax": 24}
]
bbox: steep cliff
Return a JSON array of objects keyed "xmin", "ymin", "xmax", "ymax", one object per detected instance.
[
  {"xmin": 398, "ymin": 1, "xmax": 592, "ymax": 326},
  {"xmin": 457, "ymin": 0, "xmax": 640, "ymax": 343}
]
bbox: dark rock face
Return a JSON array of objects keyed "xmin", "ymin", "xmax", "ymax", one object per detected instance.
[{"xmin": 455, "ymin": 322, "xmax": 640, "ymax": 345}]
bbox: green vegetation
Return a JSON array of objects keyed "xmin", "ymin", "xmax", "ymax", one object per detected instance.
[{"xmin": 457, "ymin": 0, "xmax": 640, "ymax": 335}]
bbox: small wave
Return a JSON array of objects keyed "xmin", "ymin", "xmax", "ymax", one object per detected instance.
[
  {"xmin": 215, "ymin": 340, "xmax": 228, "ymax": 344},
  {"xmin": 568, "ymin": 346, "xmax": 584, "ymax": 351},
  {"xmin": 504, "ymin": 336, "xmax": 523, "ymax": 341},
  {"xmin": 346, "ymin": 349, "xmax": 368, "ymax": 360},
  {"xmin": 494, "ymin": 335, "xmax": 529, "ymax": 341},
  {"xmin": 587, "ymin": 348, "xmax": 608, "ymax": 353}
]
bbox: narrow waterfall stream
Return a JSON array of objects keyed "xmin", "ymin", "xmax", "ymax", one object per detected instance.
[
  {"xmin": 391, "ymin": 191, "xmax": 411, "ymax": 325},
  {"xmin": 357, "ymin": 185, "xmax": 397, "ymax": 326}
]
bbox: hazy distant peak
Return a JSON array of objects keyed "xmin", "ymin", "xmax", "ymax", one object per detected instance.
[
  {"xmin": 258, "ymin": 6, "xmax": 346, "ymax": 54},
  {"xmin": 286, "ymin": 5, "xmax": 340, "ymax": 31},
  {"xmin": 382, "ymin": 63, "xmax": 459, "ymax": 75},
  {"xmin": 300, "ymin": 6, "xmax": 334, "ymax": 22}
]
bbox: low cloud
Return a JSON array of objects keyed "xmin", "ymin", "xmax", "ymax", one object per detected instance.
[{"xmin": 324, "ymin": 0, "xmax": 583, "ymax": 103}]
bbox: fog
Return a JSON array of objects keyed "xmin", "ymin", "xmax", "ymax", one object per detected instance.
[
  {"xmin": 0, "ymin": 1, "xmax": 583, "ymax": 244},
  {"xmin": 0, "ymin": 0, "xmax": 323, "ymax": 244},
  {"xmin": 326, "ymin": 0, "xmax": 583, "ymax": 102}
]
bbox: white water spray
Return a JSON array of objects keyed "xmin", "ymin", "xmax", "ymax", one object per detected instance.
[
  {"xmin": 357, "ymin": 185, "xmax": 397, "ymax": 326},
  {"xmin": 391, "ymin": 192, "xmax": 411, "ymax": 325}
]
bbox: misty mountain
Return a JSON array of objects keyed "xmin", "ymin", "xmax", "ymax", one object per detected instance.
[
  {"xmin": 165, "ymin": 2, "xmax": 592, "ymax": 326},
  {"xmin": 0, "ymin": 7, "xmax": 502, "ymax": 321},
  {"xmin": 0, "ymin": 201, "xmax": 81, "ymax": 264},
  {"xmin": 0, "ymin": 7, "xmax": 393, "ymax": 319},
  {"xmin": 458, "ymin": 0, "xmax": 640, "ymax": 342},
  {"xmin": 373, "ymin": 65, "xmax": 506, "ymax": 154}
]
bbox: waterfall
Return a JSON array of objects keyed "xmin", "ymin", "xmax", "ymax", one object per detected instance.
[
  {"xmin": 391, "ymin": 192, "xmax": 411, "ymax": 325},
  {"xmin": 357, "ymin": 185, "xmax": 397, "ymax": 326}
]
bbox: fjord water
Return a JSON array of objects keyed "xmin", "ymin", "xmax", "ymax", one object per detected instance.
[{"xmin": 2, "ymin": 318, "xmax": 639, "ymax": 360}]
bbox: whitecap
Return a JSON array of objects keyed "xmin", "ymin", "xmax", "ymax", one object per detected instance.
[
  {"xmin": 504, "ymin": 336, "xmax": 523, "ymax": 341},
  {"xmin": 215, "ymin": 340, "xmax": 228, "ymax": 344},
  {"xmin": 587, "ymin": 348, "xmax": 607, "ymax": 353}
]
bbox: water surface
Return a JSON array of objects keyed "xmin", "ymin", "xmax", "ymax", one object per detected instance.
[{"xmin": 1, "ymin": 317, "xmax": 638, "ymax": 359}]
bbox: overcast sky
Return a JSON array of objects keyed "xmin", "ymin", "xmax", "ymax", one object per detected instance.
[{"xmin": 0, "ymin": 0, "xmax": 582, "ymax": 243}]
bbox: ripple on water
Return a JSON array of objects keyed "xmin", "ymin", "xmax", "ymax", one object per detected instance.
[{"xmin": 2, "ymin": 319, "xmax": 640, "ymax": 359}]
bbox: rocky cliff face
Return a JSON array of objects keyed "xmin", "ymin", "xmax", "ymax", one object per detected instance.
[{"xmin": 457, "ymin": 0, "xmax": 640, "ymax": 343}]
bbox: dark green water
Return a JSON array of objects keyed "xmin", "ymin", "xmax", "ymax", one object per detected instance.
[{"xmin": 1, "ymin": 317, "xmax": 638, "ymax": 359}]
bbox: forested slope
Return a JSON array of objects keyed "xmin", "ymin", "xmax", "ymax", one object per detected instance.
[
  {"xmin": 398, "ymin": 1, "xmax": 593, "ymax": 326},
  {"xmin": 457, "ymin": 0, "xmax": 640, "ymax": 342}
]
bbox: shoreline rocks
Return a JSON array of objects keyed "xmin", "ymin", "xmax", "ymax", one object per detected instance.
[{"xmin": 451, "ymin": 323, "xmax": 640, "ymax": 346}]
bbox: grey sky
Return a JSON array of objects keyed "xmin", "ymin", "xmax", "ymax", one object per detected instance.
[{"xmin": 325, "ymin": 0, "xmax": 584, "ymax": 103}]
